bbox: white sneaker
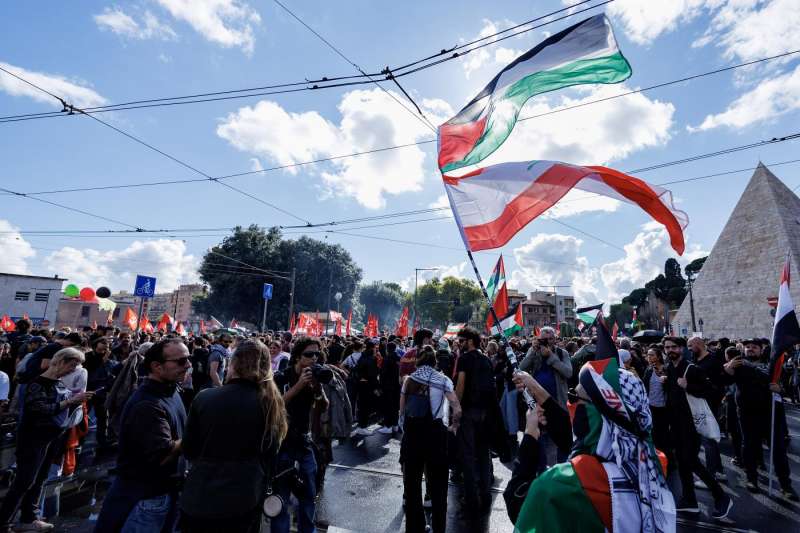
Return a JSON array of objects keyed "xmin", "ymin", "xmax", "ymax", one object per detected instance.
[
  {"xmin": 377, "ymin": 426, "xmax": 393, "ymax": 434},
  {"xmin": 13, "ymin": 520, "xmax": 55, "ymax": 532},
  {"xmin": 356, "ymin": 427, "xmax": 373, "ymax": 436}
]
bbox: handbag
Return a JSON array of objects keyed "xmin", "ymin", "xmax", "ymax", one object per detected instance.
[{"xmin": 683, "ymin": 364, "xmax": 721, "ymax": 442}]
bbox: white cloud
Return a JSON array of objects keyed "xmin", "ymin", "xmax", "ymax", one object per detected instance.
[
  {"xmin": 689, "ymin": 63, "xmax": 800, "ymax": 131},
  {"xmin": 0, "ymin": 62, "xmax": 107, "ymax": 108},
  {"xmin": 157, "ymin": 53, "xmax": 173, "ymax": 63},
  {"xmin": 157, "ymin": 0, "xmax": 261, "ymax": 54},
  {"xmin": 479, "ymin": 84, "xmax": 675, "ymax": 167},
  {"xmin": 606, "ymin": 0, "xmax": 710, "ymax": 45},
  {"xmin": 600, "ymin": 224, "xmax": 707, "ymax": 302},
  {"xmin": 428, "ymin": 194, "xmax": 454, "ymax": 218},
  {"xmin": 0, "ymin": 220, "xmax": 35, "ymax": 275},
  {"xmin": 545, "ymin": 189, "xmax": 621, "ymax": 219},
  {"xmin": 217, "ymin": 89, "xmax": 454, "ymax": 208},
  {"xmin": 42, "ymin": 239, "xmax": 199, "ymax": 293},
  {"xmin": 94, "ymin": 7, "xmax": 177, "ymax": 40},
  {"xmin": 461, "ymin": 19, "xmax": 524, "ymax": 79},
  {"xmin": 249, "ymin": 157, "xmax": 264, "ymax": 172},
  {"xmin": 510, "ymin": 233, "xmax": 600, "ymax": 306},
  {"xmin": 397, "ymin": 263, "xmax": 468, "ymax": 292}
]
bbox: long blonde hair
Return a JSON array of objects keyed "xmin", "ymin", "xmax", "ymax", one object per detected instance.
[{"xmin": 230, "ymin": 340, "xmax": 288, "ymax": 447}]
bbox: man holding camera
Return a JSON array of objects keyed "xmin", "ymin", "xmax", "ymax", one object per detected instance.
[{"xmin": 274, "ymin": 337, "xmax": 330, "ymax": 533}]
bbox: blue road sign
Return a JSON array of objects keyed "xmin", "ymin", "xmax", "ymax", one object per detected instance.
[
  {"xmin": 263, "ymin": 283, "xmax": 273, "ymax": 300},
  {"xmin": 134, "ymin": 275, "xmax": 157, "ymax": 298}
]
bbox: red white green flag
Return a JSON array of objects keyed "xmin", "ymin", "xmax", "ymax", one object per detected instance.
[
  {"xmin": 485, "ymin": 255, "xmax": 509, "ymax": 331},
  {"xmin": 438, "ymin": 14, "xmax": 631, "ymax": 174}
]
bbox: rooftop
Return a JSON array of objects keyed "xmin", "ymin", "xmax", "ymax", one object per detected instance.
[{"xmin": 0, "ymin": 272, "xmax": 67, "ymax": 281}]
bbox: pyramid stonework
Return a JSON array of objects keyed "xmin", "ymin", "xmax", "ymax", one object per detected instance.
[{"xmin": 672, "ymin": 164, "xmax": 800, "ymax": 339}]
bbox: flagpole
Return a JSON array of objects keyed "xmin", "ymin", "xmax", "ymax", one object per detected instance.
[
  {"xmin": 466, "ymin": 250, "xmax": 536, "ymax": 408},
  {"xmin": 768, "ymin": 392, "xmax": 778, "ymax": 497}
]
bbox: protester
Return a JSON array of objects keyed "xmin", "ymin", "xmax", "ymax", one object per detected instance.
[
  {"xmin": 273, "ymin": 336, "xmax": 328, "ymax": 533},
  {"xmin": 269, "ymin": 340, "xmax": 290, "ymax": 373},
  {"xmin": 643, "ymin": 345, "xmax": 672, "ymax": 466},
  {"xmin": 208, "ymin": 334, "xmax": 231, "ymax": 388},
  {"xmin": 110, "ymin": 332, "xmax": 132, "ymax": 362},
  {"xmin": 663, "ymin": 336, "xmax": 732, "ymax": 519},
  {"xmin": 688, "ymin": 336, "xmax": 726, "ymax": 481},
  {"xmin": 188, "ymin": 337, "xmax": 212, "ymax": 393},
  {"xmin": 94, "ymin": 339, "xmax": 190, "ymax": 532},
  {"xmin": 378, "ymin": 341, "xmax": 401, "ymax": 434},
  {"xmin": 0, "ymin": 348, "xmax": 92, "ymax": 533},
  {"xmin": 454, "ymin": 326, "xmax": 495, "ymax": 515},
  {"xmin": 105, "ymin": 342, "xmax": 151, "ymax": 440},
  {"xmin": 181, "ymin": 340, "xmax": 288, "ymax": 532},
  {"xmin": 723, "ymin": 338, "xmax": 797, "ymax": 499},
  {"xmin": 351, "ymin": 338, "xmax": 380, "ymax": 436},
  {"xmin": 400, "ymin": 345, "xmax": 461, "ymax": 533}
]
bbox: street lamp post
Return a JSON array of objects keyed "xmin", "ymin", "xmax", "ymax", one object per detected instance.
[
  {"xmin": 334, "ymin": 292, "xmax": 342, "ymax": 333},
  {"xmin": 414, "ymin": 268, "xmax": 439, "ymax": 329},
  {"xmin": 687, "ymin": 271, "xmax": 697, "ymax": 333}
]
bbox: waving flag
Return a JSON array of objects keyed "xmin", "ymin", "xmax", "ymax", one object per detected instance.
[
  {"xmin": 175, "ymin": 322, "xmax": 186, "ymax": 336},
  {"xmin": 157, "ymin": 313, "xmax": 174, "ymax": 332},
  {"xmin": 290, "ymin": 313, "xmax": 296, "ymax": 334},
  {"xmin": 485, "ymin": 255, "xmax": 509, "ymax": 331},
  {"xmin": 335, "ymin": 315, "xmax": 343, "ymax": 336},
  {"xmin": 576, "ymin": 303, "xmax": 603, "ymax": 326},
  {"xmin": 123, "ymin": 308, "xmax": 138, "ymax": 331},
  {"xmin": 491, "ymin": 304, "xmax": 523, "ymax": 337},
  {"xmin": 208, "ymin": 316, "xmax": 224, "ymax": 330},
  {"xmin": 395, "ymin": 307, "xmax": 410, "ymax": 337},
  {"xmin": 444, "ymin": 161, "xmax": 688, "ymax": 254},
  {"xmin": 770, "ymin": 258, "xmax": 800, "ymax": 385},
  {"xmin": 443, "ymin": 323, "xmax": 467, "ymax": 340},
  {"xmin": 438, "ymin": 14, "xmax": 631, "ymax": 173},
  {"xmin": 0, "ymin": 315, "xmax": 15, "ymax": 332},
  {"xmin": 346, "ymin": 310, "xmax": 352, "ymax": 336}
]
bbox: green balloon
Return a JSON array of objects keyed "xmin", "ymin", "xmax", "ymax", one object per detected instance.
[{"xmin": 64, "ymin": 284, "xmax": 80, "ymax": 297}]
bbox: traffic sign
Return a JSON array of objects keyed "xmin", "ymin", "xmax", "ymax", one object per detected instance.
[
  {"xmin": 263, "ymin": 283, "xmax": 273, "ymax": 300},
  {"xmin": 134, "ymin": 275, "xmax": 157, "ymax": 298}
]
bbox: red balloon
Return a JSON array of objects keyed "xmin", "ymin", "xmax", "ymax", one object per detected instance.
[{"xmin": 79, "ymin": 287, "xmax": 96, "ymax": 302}]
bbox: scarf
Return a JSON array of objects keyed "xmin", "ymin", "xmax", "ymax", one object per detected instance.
[{"xmin": 577, "ymin": 357, "xmax": 675, "ymax": 533}]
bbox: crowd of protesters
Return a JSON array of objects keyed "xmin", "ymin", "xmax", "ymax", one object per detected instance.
[{"xmin": 0, "ymin": 316, "xmax": 798, "ymax": 532}]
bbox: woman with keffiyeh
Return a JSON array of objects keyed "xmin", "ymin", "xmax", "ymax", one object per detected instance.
[{"xmin": 504, "ymin": 322, "xmax": 677, "ymax": 533}]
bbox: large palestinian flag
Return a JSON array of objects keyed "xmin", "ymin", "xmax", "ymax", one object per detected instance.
[
  {"xmin": 438, "ymin": 14, "xmax": 631, "ymax": 174},
  {"xmin": 444, "ymin": 161, "xmax": 688, "ymax": 254}
]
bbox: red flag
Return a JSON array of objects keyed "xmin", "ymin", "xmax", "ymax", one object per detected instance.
[
  {"xmin": 199, "ymin": 320, "xmax": 207, "ymax": 334},
  {"xmin": 335, "ymin": 315, "xmax": 343, "ymax": 336},
  {"xmin": 770, "ymin": 258, "xmax": 800, "ymax": 384},
  {"xmin": 176, "ymin": 322, "xmax": 186, "ymax": 336},
  {"xmin": 612, "ymin": 322, "xmax": 619, "ymax": 341},
  {"xmin": 92, "ymin": 320, "xmax": 98, "ymax": 330},
  {"xmin": 123, "ymin": 308, "xmax": 138, "ymax": 331},
  {"xmin": 0, "ymin": 315, "xmax": 15, "ymax": 332},
  {"xmin": 534, "ymin": 326, "xmax": 541, "ymax": 337},
  {"xmin": 346, "ymin": 309, "xmax": 352, "ymax": 336},
  {"xmin": 290, "ymin": 313, "xmax": 296, "ymax": 333},
  {"xmin": 157, "ymin": 313, "xmax": 174, "ymax": 332},
  {"xmin": 395, "ymin": 307, "xmax": 409, "ymax": 337}
]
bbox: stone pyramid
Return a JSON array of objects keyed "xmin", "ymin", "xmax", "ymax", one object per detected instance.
[{"xmin": 672, "ymin": 163, "xmax": 800, "ymax": 339}]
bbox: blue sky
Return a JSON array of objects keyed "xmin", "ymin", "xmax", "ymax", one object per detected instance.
[{"xmin": 1, "ymin": 0, "xmax": 799, "ymax": 306}]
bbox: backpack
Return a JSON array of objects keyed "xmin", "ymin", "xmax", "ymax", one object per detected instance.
[
  {"xmin": 403, "ymin": 376, "xmax": 444, "ymax": 422},
  {"xmin": 191, "ymin": 348, "xmax": 212, "ymax": 389},
  {"xmin": 467, "ymin": 353, "xmax": 496, "ymax": 409}
]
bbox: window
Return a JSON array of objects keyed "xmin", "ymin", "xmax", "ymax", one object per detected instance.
[
  {"xmin": 35, "ymin": 293, "xmax": 49, "ymax": 302},
  {"xmin": 14, "ymin": 291, "xmax": 30, "ymax": 301},
  {"xmin": 80, "ymin": 305, "xmax": 90, "ymax": 317}
]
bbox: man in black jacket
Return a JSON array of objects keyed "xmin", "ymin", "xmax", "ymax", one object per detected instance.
[
  {"xmin": 724, "ymin": 339, "xmax": 798, "ymax": 499},
  {"xmin": 95, "ymin": 339, "xmax": 189, "ymax": 533},
  {"xmin": 689, "ymin": 336, "xmax": 726, "ymax": 481},
  {"xmin": 663, "ymin": 337, "xmax": 731, "ymax": 519}
]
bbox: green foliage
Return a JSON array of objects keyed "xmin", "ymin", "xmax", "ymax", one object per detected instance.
[
  {"xmin": 358, "ymin": 281, "xmax": 407, "ymax": 327},
  {"xmin": 194, "ymin": 225, "xmax": 362, "ymax": 329},
  {"xmin": 685, "ymin": 256, "xmax": 707, "ymax": 278},
  {"xmin": 608, "ymin": 302, "xmax": 633, "ymax": 331},
  {"xmin": 622, "ymin": 288, "xmax": 649, "ymax": 308},
  {"xmin": 413, "ymin": 276, "xmax": 483, "ymax": 330}
]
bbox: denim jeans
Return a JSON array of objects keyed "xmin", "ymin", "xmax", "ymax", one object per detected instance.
[
  {"xmin": 272, "ymin": 447, "xmax": 317, "ymax": 533},
  {"xmin": 120, "ymin": 493, "xmax": 178, "ymax": 533}
]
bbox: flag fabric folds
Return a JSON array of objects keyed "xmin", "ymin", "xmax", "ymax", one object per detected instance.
[
  {"xmin": 444, "ymin": 160, "xmax": 688, "ymax": 254},
  {"xmin": 208, "ymin": 316, "xmax": 224, "ymax": 330},
  {"xmin": 157, "ymin": 313, "xmax": 174, "ymax": 332},
  {"xmin": 0, "ymin": 315, "xmax": 15, "ymax": 331},
  {"xmin": 442, "ymin": 323, "xmax": 466, "ymax": 340},
  {"xmin": 395, "ymin": 307, "xmax": 410, "ymax": 337},
  {"xmin": 770, "ymin": 257, "xmax": 800, "ymax": 384},
  {"xmin": 123, "ymin": 308, "xmax": 138, "ymax": 331},
  {"xmin": 346, "ymin": 309, "xmax": 352, "ymax": 337},
  {"xmin": 438, "ymin": 14, "xmax": 632, "ymax": 174},
  {"xmin": 491, "ymin": 304, "xmax": 523, "ymax": 337},
  {"xmin": 485, "ymin": 255, "xmax": 509, "ymax": 331}
]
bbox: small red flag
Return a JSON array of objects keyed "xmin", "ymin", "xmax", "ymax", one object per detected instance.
[
  {"xmin": 123, "ymin": 308, "xmax": 138, "ymax": 331},
  {"xmin": 346, "ymin": 309, "xmax": 352, "ymax": 336}
]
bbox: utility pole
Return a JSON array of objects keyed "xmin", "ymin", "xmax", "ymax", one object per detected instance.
[
  {"xmin": 325, "ymin": 268, "xmax": 333, "ymax": 335},
  {"xmin": 538, "ymin": 285, "xmax": 570, "ymax": 328},
  {"xmin": 288, "ymin": 267, "xmax": 296, "ymax": 331},
  {"xmin": 687, "ymin": 271, "xmax": 697, "ymax": 333},
  {"xmin": 30, "ymin": 287, "xmax": 59, "ymax": 325},
  {"xmin": 414, "ymin": 267, "xmax": 439, "ymax": 329}
]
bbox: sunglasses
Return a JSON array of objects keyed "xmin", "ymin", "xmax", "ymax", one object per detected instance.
[
  {"xmin": 163, "ymin": 356, "xmax": 192, "ymax": 366},
  {"xmin": 301, "ymin": 351, "xmax": 321, "ymax": 359}
]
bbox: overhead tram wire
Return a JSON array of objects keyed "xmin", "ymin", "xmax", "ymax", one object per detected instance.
[
  {"xmin": 271, "ymin": 0, "xmax": 437, "ymax": 133},
  {"xmin": 8, "ymin": 150, "xmax": 800, "ymax": 239},
  {"xmin": 3, "ymin": 49, "xmax": 797, "ymax": 200},
  {"xmin": 0, "ymin": 66, "xmax": 311, "ymax": 226},
  {"xmin": 0, "ymin": 0, "xmax": 615, "ymax": 124}
]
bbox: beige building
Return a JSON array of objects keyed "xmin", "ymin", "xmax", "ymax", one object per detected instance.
[{"xmin": 56, "ymin": 293, "xmax": 137, "ymax": 330}]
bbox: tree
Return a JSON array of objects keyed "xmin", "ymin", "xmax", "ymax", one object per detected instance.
[
  {"xmin": 358, "ymin": 281, "xmax": 406, "ymax": 327},
  {"xmin": 194, "ymin": 225, "xmax": 362, "ymax": 329},
  {"xmin": 412, "ymin": 277, "xmax": 483, "ymax": 330},
  {"xmin": 622, "ymin": 288, "xmax": 649, "ymax": 308},
  {"xmin": 685, "ymin": 256, "xmax": 707, "ymax": 279}
]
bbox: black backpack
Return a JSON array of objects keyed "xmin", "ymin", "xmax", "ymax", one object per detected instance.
[
  {"xmin": 191, "ymin": 348, "xmax": 212, "ymax": 389},
  {"xmin": 467, "ymin": 353, "xmax": 496, "ymax": 409}
]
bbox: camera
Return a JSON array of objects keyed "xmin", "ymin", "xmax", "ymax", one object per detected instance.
[{"xmin": 310, "ymin": 363, "xmax": 333, "ymax": 385}]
